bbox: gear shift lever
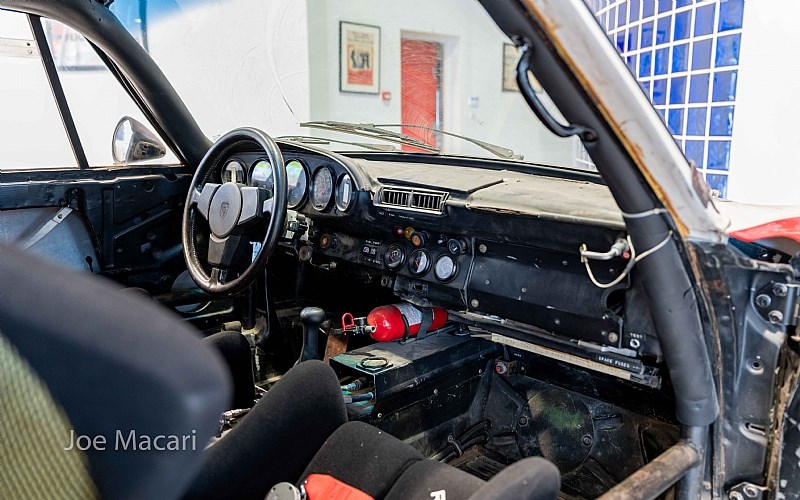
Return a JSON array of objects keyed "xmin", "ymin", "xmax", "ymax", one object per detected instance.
[{"xmin": 296, "ymin": 307, "xmax": 326, "ymax": 364}]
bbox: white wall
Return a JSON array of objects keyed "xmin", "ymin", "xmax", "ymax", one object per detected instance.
[
  {"xmin": 306, "ymin": 0, "xmax": 579, "ymax": 167},
  {"xmin": 727, "ymin": 0, "xmax": 800, "ymax": 205}
]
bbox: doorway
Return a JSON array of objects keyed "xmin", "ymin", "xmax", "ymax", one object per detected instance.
[{"xmin": 400, "ymin": 39, "xmax": 442, "ymax": 152}]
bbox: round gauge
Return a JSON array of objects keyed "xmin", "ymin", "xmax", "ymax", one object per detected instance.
[
  {"xmin": 384, "ymin": 243, "xmax": 405, "ymax": 270},
  {"xmin": 311, "ymin": 166, "xmax": 334, "ymax": 211},
  {"xmin": 285, "ymin": 159, "xmax": 308, "ymax": 209},
  {"xmin": 223, "ymin": 160, "xmax": 245, "ymax": 183},
  {"xmin": 335, "ymin": 173, "xmax": 355, "ymax": 212},
  {"xmin": 408, "ymin": 249, "xmax": 431, "ymax": 276},
  {"xmin": 251, "ymin": 160, "xmax": 273, "ymax": 190},
  {"xmin": 434, "ymin": 255, "xmax": 458, "ymax": 282}
]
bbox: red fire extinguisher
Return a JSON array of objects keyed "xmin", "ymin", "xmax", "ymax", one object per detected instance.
[{"xmin": 366, "ymin": 303, "xmax": 447, "ymax": 342}]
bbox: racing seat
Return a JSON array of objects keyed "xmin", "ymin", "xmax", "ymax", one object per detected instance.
[{"xmin": 0, "ymin": 242, "xmax": 560, "ymax": 500}]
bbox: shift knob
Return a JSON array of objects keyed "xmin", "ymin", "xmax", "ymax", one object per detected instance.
[{"xmin": 296, "ymin": 307, "xmax": 325, "ymax": 364}]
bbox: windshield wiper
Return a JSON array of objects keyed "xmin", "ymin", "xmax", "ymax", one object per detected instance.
[
  {"xmin": 374, "ymin": 123, "xmax": 523, "ymax": 160},
  {"xmin": 278, "ymin": 135, "xmax": 398, "ymax": 152},
  {"xmin": 300, "ymin": 121, "xmax": 439, "ymax": 153},
  {"xmin": 299, "ymin": 120, "xmax": 522, "ymax": 160}
]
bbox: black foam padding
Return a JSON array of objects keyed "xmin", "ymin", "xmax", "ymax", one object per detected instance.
[
  {"xmin": 203, "ymin": 331, "xmax": 255, "ymax": 410},
  {"xmin": 384, "ymin": 458, "xmax": 485, "ymax": 500},
  {"xmin": 301, "ymin": 421, "xmax": 424, "ymax": 499},
  {"xmin": 184, "ymin": 360, "xmax": 347, "ymax": 500},
  {"xmin": 0, "ymin": 243, "xmax": 231, "ymax": 500},
  {"xmin": 466, "ymin": 457, "xmax": 561, "ymax": 500}
]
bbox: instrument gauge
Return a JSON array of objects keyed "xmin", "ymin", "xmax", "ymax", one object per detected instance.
[
  {"xmin": 384, "ymin": 243, "xmax": 405, "ymax": 270},
  {"xmin": 311, "ymin": 166, "xmax": 335, "ymax": 211},
  {"xmin": 285, "ymin": 159, "xmax": 308, "ymax": 209},
  {"xmin": 223, "ymin": 160, "xmax": 245, "ymax": 183},
  {"xmin": 434, "ymin": 254, "xmax": 458, "ymax": 282},
  {"xmin": 335, "ymin": 173, "xmax": 355, "ymax": 212},
  {"xmin": 408, "ymin": 249, "xmax": 431, "ymax": 276},
  {"xmin": 250, "ymin": 160, "xmax": 273, "ymax": 190}
]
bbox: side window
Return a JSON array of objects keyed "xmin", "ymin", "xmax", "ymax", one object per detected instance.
[
  {"xmin": 0, "ymin": 10, "xmax": 76, "ymax": 170},
  {"xmin": 42, "ymin": 18, "xmax": 179, "ymax": 167}
]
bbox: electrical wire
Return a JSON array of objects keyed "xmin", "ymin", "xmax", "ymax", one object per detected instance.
[{"xmin": 583, "ymin": 231, "xmax": 673, "ymax": 289}]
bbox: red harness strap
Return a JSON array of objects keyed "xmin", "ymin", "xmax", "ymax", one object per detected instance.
[{"xmin": 304, "ymin": 474, "xmax": 374, "ymax": 500}]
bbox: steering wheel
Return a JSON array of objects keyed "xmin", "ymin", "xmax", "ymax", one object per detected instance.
[{"xmin": 182, "ymin": 128, "xmax": 287, "ymax": 294}]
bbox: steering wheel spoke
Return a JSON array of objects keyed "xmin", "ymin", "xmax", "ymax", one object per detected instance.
[
  {"xmin": 190, "ymin": 182, "xmax": 221, "ymax": 220},
  {"xmin": 207, "ymin": 233, "xmax": 242, "ymax": 268},
  {"xmin": 209, "ymin": 266, "xmax": 228, "ymax": 286},
  {"xmin": 239, "ymin": 186, "xmax": 272, "ymax": 225}
]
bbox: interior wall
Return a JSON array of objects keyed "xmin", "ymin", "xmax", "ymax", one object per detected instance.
[
  {"xmin": 306, "ymin": 0, "xmax": 580, "ymax": 167},
  {"xmin": 726, "ymin": 0, "xmax": 800, "ymax": 205}
]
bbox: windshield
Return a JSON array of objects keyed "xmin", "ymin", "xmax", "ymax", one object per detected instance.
[{"xmin": 108, "ymin": 0, "xmax": 589, "ymax": 169}]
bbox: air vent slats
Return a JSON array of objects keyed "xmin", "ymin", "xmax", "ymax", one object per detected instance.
[{"xmin": 376, "ymin": 186, "xmax": 448, "ymax": 215}]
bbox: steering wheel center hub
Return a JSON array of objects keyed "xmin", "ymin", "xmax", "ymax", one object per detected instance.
[{"xmin": 208, "ymin": 183, "xmax": 243, "ymax": 237}]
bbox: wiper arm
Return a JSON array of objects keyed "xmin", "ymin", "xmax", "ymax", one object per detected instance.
[
  {"xmin": 278, "ymin": 135, "xmax": 398, "ymax": 152},
  {"xmin": 375, "ymin": 123, "xmax": 522, "ymax": 160},
  {"xmin": 300, "ymin": 121, "xmax": 439, "ymax": 153}
]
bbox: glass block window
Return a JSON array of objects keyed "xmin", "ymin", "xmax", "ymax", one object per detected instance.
[{"xmin": 587, "ymin": 0, "xmax": 745, "ymax": 199}]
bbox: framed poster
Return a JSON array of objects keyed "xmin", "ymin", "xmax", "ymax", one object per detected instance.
[
  {"xmin": 503, "ymin": 43, "xmax": 543, "ymax": 93},
  {"xmin": 340, "ymin": 21, "xmax": 380, "ymax": 94}
]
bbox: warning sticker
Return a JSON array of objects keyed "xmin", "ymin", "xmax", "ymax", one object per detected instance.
[{"xmin": 394, "ymin": 302, "xmax": 422, "ymax": 327}]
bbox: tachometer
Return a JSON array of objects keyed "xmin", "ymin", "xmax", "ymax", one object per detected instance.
[
  {"xmin": 311, "ymin": 166, "xmax": 334, "ymax": 211},
  {"xmin": 223, "ymin": 160, "xmax": 245, "ymax": 183},
  {"xmin": 434, "ymin": 254, "xmax": 458, "ymax": 282},
  {"xmin": 285, "ymin": 159, "xmax": 308, "ymax": 209},
  {"xmin": 384, "ymin": 243, "xmax": 405, "ymax": 270},
  {"xmin": 251, "ymin": 160, "xmax": 273, "ymax": 190},
  {"xmin": 335, "ymin": 173, "xmax": 355, "ymax": 212},
  {"xmin": 408, "ymin": 249, "xmax": 431, "ymax": 276}
]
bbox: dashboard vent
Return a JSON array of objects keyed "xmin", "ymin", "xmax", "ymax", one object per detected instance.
[{"xmin": 376, "ymin": 186, "xmax": 448, "ymax": 214}]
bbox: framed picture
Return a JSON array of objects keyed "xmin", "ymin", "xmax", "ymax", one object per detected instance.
[
  {"xmin": 502, "ymin": 43, "xmax": 543, "ymax": 93},
  {"xmin": 340, "ymin": 21, "xmax": 380, "ymax": 94}
]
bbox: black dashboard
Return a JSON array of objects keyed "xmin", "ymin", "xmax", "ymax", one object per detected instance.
[{"xmin": 224, "ymin": 141, "xmax": 661, "ymax": 385}]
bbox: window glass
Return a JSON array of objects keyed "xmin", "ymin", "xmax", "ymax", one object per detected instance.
[
  {"xmin": 0, "ymin": 10, "xmax": 76, "ymax": 170},
  {"xmin": 42, "ymin": 18, "xmax": 179, "ymax": 167}
]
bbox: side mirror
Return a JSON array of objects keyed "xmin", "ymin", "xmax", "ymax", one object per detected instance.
[{"xmin": 112, "ymin": 116, "xmax": 166, "ymax": 164}]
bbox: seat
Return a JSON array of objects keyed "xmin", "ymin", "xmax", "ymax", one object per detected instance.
[{"xmin": 0, "ymin": 242, "xmax": 560, "ymax": 499}]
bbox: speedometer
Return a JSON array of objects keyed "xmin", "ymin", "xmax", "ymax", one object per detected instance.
[
  {"xmin": 311, "ymin": 166, "xmax": 334, "ymax": 211},
  {"xmin": 251, "ymin": 160, "xmax": 273, "ymax": 190},
  {"xmin": 285, "ymin": 159, "xmax": 308, "ymax": 209},
  {"xmin": 335, "ymin": 173, "xmax": 355, "ymax": 212}
]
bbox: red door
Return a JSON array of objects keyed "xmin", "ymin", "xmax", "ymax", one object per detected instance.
[{"xmin": 401, "ymin": 40, "xmax": 441, "ymax": 152}]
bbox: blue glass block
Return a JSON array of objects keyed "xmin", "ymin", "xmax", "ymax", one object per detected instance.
[
  {"xmin": 689, "ymin": 74, "xmax": 710, "ymax": 103},
  {"xmin": 674, "ymin": 10, "xmax": 691, "ymax": 40},
  {"xmin": 670, "ymin": 76, "xmax": 687, "ymax": 104},
  {"xmin": 719, "ymin": 0, "xmax": 744, "ymax": 31},
  {"xmin": 657, "ymin": 108, "xmax": 666, "ymax": 121},
  {"xmin": 609, "ymin": 6, "xmax": 617, "ymax": 29},
  {"xmin": 639, "ymin": 51, "xmax": 653, "ymax": 77},
  {"xmin": 654, "ymin": 48, "xmax": 669, "ymax": 75},
  {"xmin": 676, "ymin": 0, "xmax": 692, "ymax": 6},
  {"xmin": 692, "ymin": 39, "xmax": 712, "ymax": 70},
  {"xmin": 641, "ymin": 80, "xmax": 651, "ymax": 95},
  {"xmin": 672, "ymin": 43, "xmax": 689, "ymax": 72},
  {"xmin": 628, "ymin": 25, "xmax": 639, "ymax": 50},
  {"xmin": 653, "ymin": 78, "xmax": 667, "ymax": 105},
  {"xmin": 629, "ymin": 0, "xmax": 641, "ymax": 22},
  {"xmin": 627, "ymin": 55, "xmax": 638, "ymax": 74},
  {"xmin": 685, "ymin": 140, "xmax": 705, "ymax": 168},
  {"xmin": 618, "ymin": 3, "xmax": 628, "ymax": 26},
  {"xmin": 643, "ymin": 0, "xmax": 655, "ymax": 17},
  {"xmin": 715, "ymin": 34, "xmax": 741, "ymax": 67},
  {"xmin": 641, "ymin": 21, "xmax": 654, "ymax": 47},
  {"xmin": 709, "ymin": 106, "xmax": 735, "ymax": 136},
  {"xmin": 694, "ymin": 3, "xmax": 715, "ymax": 36},
  {"xmin": 707, "ymin": 141, "xmax": 732, "ymax": 170},
  {"xmin": 656, "ymin": 15, "xmax": 672, "ymax": 44},
  {"xmin": 658, "ymin": 0, "xmax": 671, "ymax": 13},
  {"xmin": 687, "ymin": 108, "xmax": 707, "ymax": 136},
  {"xmin": 668, "ymin": 108, "xmax": 685, "ymax": 135},
  {"xmin": 705, "ymin": 173, "xmax": 728, "ymax": 198},
  {"xmin": 712, "ymin": 70, "xmax": 738, "ymax": 102},
  {"xmin": 616, "ymin": 32, "xmax": 625, "ymax": 52}
]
